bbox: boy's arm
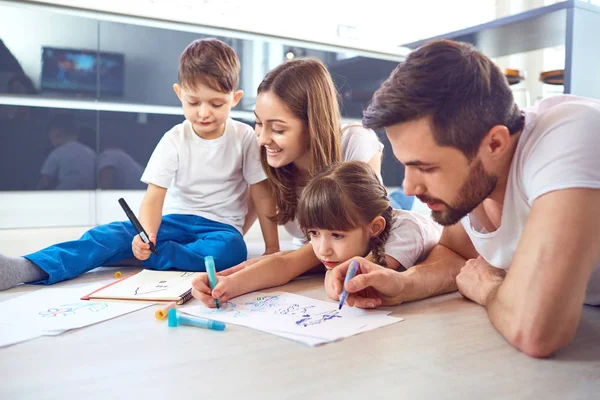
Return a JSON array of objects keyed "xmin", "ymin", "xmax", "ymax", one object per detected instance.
[
  {"xmin": 138, "ymin": 183, "xmax": 167, "ymax": 235},
  {"xmin": 249, "ymin": 179, "xmax": 280, "ymax": 254},
  {"xmin": 458, "ymin": 188, "xmax": 600, "ymax": 357}
]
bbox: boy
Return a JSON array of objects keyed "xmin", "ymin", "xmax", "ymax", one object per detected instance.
[{"xmin": 0, "ymin": 38, "xmax": 279, "ymax": 290}]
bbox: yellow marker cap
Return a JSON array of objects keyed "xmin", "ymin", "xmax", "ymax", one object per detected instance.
[{"xmin": 155, "ymin": 301, "xmax": 177, "ymax": 320}]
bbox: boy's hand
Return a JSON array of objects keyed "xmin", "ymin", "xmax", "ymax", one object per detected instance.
[
  {"xmin": 131, "ymin": 233, "xmax": 156, "ymax": 260},
  {"xmin": 191, "ymin": 273, "xmax": 239, "ymax": 307}
]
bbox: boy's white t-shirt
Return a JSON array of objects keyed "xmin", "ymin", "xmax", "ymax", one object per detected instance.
[
  {"xmin": 284, "ymin": 125, "xmax": 383, "ymax": 241},
  {"xmin": 141, "ymin": 118, "xmax": 266, "ymax": 233},
  {"xmin": 40, "ymin": 141, "xmax": 96, "ymax": 190},
  {"xmin": 460, "ymin": 95, "xmax": 600, "ymax": 305},
  {"xmin": 385, "ymin": 210, "xmax": 442, "ymax": 268}
]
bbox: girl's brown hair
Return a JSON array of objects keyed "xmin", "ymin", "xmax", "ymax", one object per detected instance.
[
  {"xmin": 257, "ymin": 58, "xmax": 342, "ymax": 224},
  {"xmin": 297, "ymin": 161, "xmax": 393, "ymax": 266}
]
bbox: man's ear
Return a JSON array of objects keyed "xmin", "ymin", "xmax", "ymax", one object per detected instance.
[
  {"xmin": 232, "ymin": 90, "xmax": 244, "ymax": 107},
  {"xmin": 369, "ymin": 216, "xmax": 386, "ymax": 238},
  {"xmin": 173, "ymin": 83, "xmax": 182, "ymax": 100},
  {"xmin": 482, "ymin": 124, "xmax": 511, "ymax": 160}
]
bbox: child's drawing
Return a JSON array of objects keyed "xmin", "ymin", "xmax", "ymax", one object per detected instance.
[
  {"xmin": 39, "ymin": 302, "xmax": 108, "ymax": 318},
  {"xmin": 133, "ymin": 271, "xmax": 196, "ymax": 296},
  {"xmin": 295, "ymin": 309, "xmax": 342, "ymax": 327},
  {"xmin": 180, "ymin": 291, "xmax": 402, "ymax": 346}
]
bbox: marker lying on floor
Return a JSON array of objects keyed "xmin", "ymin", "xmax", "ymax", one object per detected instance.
[
  {"xmin": 167, "ymin": 308, "xmax": 226, "ymax": 331},
  {"xmin": 155, "ymin": 301, "xmax": 177, "ymax": 320}
]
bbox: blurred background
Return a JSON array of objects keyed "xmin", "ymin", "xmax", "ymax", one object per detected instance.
[{"xmin": 0, "ymin": 0, "xmax": 598, "ymax": 229}]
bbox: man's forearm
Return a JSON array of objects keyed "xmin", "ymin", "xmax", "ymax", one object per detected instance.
[{"xmin": 401, "ymin": 244, "xmax": 465, "ymax": 302}]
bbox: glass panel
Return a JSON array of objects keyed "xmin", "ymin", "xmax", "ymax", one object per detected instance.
[
  {"xmin": 0, "ymin": 4, "xmax": 100, "ymax": 100},
  {"xmin": 0, "ymin": 105, "xmax": 97, "ymax": 191}
]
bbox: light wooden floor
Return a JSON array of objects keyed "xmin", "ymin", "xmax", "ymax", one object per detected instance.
[{"xmin": 1, "ymin": 229, "xmax": 599, "ymax": 399}]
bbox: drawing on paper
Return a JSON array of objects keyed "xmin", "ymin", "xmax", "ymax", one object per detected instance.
[
  {"xmin": 200, "ymin": 294, "xmax": 344, "ymax": 328},
  {"xmin": 133, "ymin": 271, "xmax": 196, "ymax": 296},
  {"xmin": 39, "ymin": 302, "xmax": 108, "ymax": 318},
  {"xmin": 295, "ymin": 309, "xmax": 342, "ymax": 327}
]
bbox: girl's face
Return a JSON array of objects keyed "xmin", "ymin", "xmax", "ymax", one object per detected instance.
[
  {"xmin": 254, "ymin": 91, "xmax": 310, "ymax": 171},
  {"xmin": 307, "ymin": 226, "xmax": 372, "ymax": 269}
]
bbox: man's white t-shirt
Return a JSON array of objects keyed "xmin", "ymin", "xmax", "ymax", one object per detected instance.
[
  {"xmin": 40, "ymin": 141, "xmax": 96, "ymax": 190},
  {"xmin": 284, "ymin": 124, "xmax": 384, "ymax": 241},
  {"xmin": 97, "ymin": 148, "xmax": 145, "ymax": 189},
  {"xmin": 386, "ymin": 210, "xmax": 442, "ymax": 268},
  {"xmin": 460, "ymin": 95, "xmax": 600, "ymax": 305},
  {"xmin": 141, "ymin": 118, "xmax": 266, "ymax": 233}
]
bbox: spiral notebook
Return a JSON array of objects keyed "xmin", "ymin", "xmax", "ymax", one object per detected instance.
[{"xmin": 81, "ymin": 270, "xmax": 198, "ymax": 304}]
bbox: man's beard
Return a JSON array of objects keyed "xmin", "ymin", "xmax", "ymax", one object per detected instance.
[{"xmin": 419, "ymin": 159, "xmax": 497, "ymax": 226}]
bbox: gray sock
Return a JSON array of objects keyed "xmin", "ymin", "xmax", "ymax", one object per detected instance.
[{"xmin": 0, "ymin": 254, "xmax": 49, "ymax": 291}]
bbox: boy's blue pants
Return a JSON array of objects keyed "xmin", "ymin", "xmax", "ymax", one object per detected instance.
[{"xmin": 25, "ymin": 214, "xmax": 247, "ymax": 285}]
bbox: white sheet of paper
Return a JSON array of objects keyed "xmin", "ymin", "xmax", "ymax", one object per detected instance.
[
  {"xmin": 0, "ymin": 323, "xmax": 51, "ymax": 348},
  {"xmin": 181, "ymin": 291, "xmax": 403, "ymax": 346},
  {"xmin": 0, "ymin": 287, "xmax": 152, "ymax": 334}
]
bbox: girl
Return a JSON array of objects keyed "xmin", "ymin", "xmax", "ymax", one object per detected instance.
[
  {"xmin": 192, "ymin": 161, "xmax": 442, "ymax": 306},
  {"xmin": 242, "ymin": 57, "xmax": 383, "ymax": 250}
]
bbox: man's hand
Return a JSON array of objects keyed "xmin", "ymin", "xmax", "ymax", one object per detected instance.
[
  {"xmin": 456, "ymin": 256, "xmax": 506, "ymax": 306},
  {"xmin": 331, "ymin": 257, "xmax": 408, "ymax": 308}
]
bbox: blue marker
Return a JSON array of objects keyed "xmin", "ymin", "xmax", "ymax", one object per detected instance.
[
  {"xmin": 167, "ymin": 308, "xmax": 225, "ymax": 331},
  {"xmin": 204, "ymin": 255, "xmax": 220, "ymax": 309},
  {"xmin": 338, "ymin": 260, "xmax": 360, "ymax": 310}
]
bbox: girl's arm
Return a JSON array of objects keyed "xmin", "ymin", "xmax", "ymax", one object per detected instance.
[{"xmin": 192, "ymin": 244, "xmax": 320, "ymax": 305}]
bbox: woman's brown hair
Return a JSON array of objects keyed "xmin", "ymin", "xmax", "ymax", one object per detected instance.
[
  {"xmin": 257, "ymin": 58, "xmax": 342, "ymax": 224},
  {"xmin": 297, "ymin": 161, "xmax": 393, "ymax": 266}
]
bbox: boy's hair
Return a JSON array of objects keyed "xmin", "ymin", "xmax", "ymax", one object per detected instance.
[
  {"xmin": 178, "ymin": 38, "xmax": 240, "ymax": 93},
  {"xmin": 297, "ymin": 161, "xmax": 393, "ymax": 267},
  {"xmin": 258, "ymin": 58, "xmax": 342, "ymax": 224},
  {"xmin": 363, "ymin": 40, "xmax": 523, "ymax": 159}
]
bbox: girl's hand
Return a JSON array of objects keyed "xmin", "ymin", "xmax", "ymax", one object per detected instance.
[{"xmin": 191, "ymin": 273, "xmax": 239, "ymax": 307}]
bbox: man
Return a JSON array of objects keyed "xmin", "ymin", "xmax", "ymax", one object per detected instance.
[{"xmin": 331, "ymin": 40, "xmax": 600, "ymax": 358}]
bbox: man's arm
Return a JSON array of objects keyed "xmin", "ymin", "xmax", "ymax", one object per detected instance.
[
  {"xmin": 332, "ymin": 223, "xmax": 474, "ymax": 307},
  {"xmin": 484, "ymin": 188, "xmax": 600, "ymax": 357},
  {"xmin": 249, "ymin": 179, "xmax": 280, "ymax": 254},
  {"xmin": 402, "ymin": 222, "xmax": 477, "ymax": 300}
]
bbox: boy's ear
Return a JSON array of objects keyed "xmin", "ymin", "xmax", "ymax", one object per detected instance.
[
  {"xmin": 232, "ymin": 90, "xmax": 244, "ymax": 107},
  {"xmin": 173, "ymin": 83, "xmax": 182, "ymax": 100},
  {"xmin": 369, "ymin": 216, "xmax": 386, "ymax": 238}
]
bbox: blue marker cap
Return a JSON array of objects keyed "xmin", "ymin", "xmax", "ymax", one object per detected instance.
[{"xmin": 167, "ymin": 308, "xmax": 226, "ymax": 331}]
